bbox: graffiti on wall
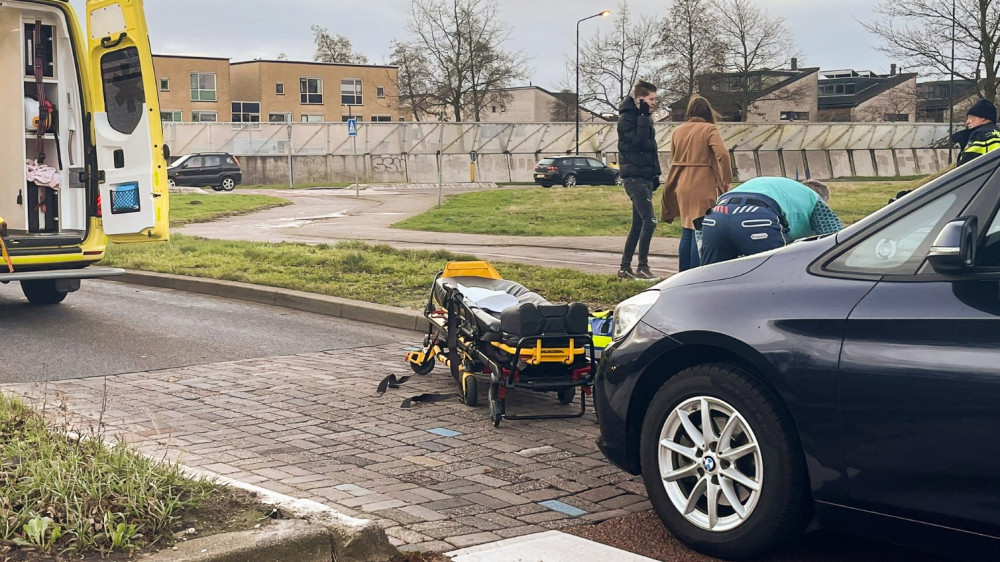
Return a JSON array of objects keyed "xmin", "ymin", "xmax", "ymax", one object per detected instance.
[{"xmin": 372, "ymin": 154, "xmax": 406, "ymax": 174}]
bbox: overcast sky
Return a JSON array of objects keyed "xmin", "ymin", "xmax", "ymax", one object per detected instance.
[{"xmin": 70, "ymin": 0, "xmax": 900, "ymax": 90}]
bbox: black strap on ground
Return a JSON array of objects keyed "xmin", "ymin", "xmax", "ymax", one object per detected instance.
[
  {"xmin": 375, "ymin": 373, "xmax": 410, "ymax": 396},
  {"xmin": 375, "ymin": 373, "xmax": 458, "ymax": 409},
  {"xmin": 399, "ymin": 392, "xmax": 458, "ymax": 409}
]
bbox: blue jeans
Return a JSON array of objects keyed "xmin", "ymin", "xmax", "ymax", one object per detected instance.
[
  {"xmin": 620, "ymin": 177, "xmax": 657, "ymax": 269},
  {"xmin": 679, "ymin": 227, "xmax": 701, "ymax": 271},
  {"xmin": 700, "ymin": 194, "xmax": 788, "ymax": 265}
]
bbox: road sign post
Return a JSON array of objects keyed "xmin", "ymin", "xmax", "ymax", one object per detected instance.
[{"xmin": 348, "ymin": 118, "xmax": 359, "ymax": 196}]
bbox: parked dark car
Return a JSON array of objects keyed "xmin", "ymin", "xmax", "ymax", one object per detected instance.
[
  {"xmin": 594, "ymin": 155, "xmax": 1000, "ymax": 560},
  {"xmin": 533, "ymin": 156, "xmax": 622, "ymax": 188},
  {"xmin": 168, "ymin": 152, "xmax": 242, "ymax": 191}
]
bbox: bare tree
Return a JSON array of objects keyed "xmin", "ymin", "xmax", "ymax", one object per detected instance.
[
  {"xmin": 855, "ymin": 79, "xmax": 919, "ymax": 122},
  {"xmin": 408, "ymin": 0, "xmax": 528, "ymax": 122},
  {"xmin": 865, "ymin": 0, "xmax": 1000, "ymax": 104},
  {"xmin": 311, "ymin": 26, "xmax": 368, "ymax": 64},
  {"xmin": 388, "ymin": 40, "xmax": 436, "ymax": 121},
  {"xmin": 549, "ymin": 89, "xmax": 577, "ymax": 121},
  {"xmin": 577, "ymin": 1, "xmax": 665, "ymax": 116},
  {"xmin": 713, "ymin": 0, "xmax": 796, "ymax": 121},
  {"xmin": 657, "ymin": 0, "xmax": 724, "ymax": 106}
]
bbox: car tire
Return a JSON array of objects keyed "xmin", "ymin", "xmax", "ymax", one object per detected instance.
[
  {"xmin": 168, "ymin": 178, "xmax": 176, "ymax": 188},
  {"xmin": 639, "ymin": 363, "xmax": 807, "ymax": 560},
  {"xmin": 563, "ymin": 174, "xmax": 577, "ymax": 188},
  {"xmin": 615, "ymin": 174, "xmax": 623, "ymax": 186},
  {"xmin": 540, "ymin": 183, "xmax": 553, "ymax": 188},
  {"xmin": 20, "ymin": 279, "xmax": 68, "ymax": 305},
  {"xmin": 220, "ymin": 176, "xmax": 236, "ymax": 191}
]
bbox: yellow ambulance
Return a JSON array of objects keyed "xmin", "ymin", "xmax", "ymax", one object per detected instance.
[{"xmin": 1, "ymin": 0, "xmax": 168, "ymax": 304}]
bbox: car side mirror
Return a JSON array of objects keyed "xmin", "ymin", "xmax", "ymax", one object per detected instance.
[{"xmin": 927, "ymin": 216, "xmax": 977, "ymax": 273}]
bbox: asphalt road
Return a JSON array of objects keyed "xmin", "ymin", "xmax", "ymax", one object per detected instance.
[{"xmin": 0, "ymin": 279, "xmax": 413, "ymax": 383}]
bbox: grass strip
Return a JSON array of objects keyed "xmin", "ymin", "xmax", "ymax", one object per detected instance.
[
  {"xmin": 0, "ymin": 393, "xmax": 217, "ymax": 556},
  {"xmin": 104, "ymin": 238, "xmax": 644, "ymax": 311},
  {"xmin": 391, "ymin": 182, "xmax": 908, "ymax": 237},
  {"xmin": 169, "ymin": 193, "xmax": 289, "ymax": 226}
]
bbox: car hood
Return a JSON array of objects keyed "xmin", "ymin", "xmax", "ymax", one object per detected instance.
[{"xmin": 653, "ymin": 251, "xmax": 774, "ymax": 290}]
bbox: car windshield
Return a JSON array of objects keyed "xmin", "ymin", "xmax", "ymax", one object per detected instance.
[{"xmin": 170, "ymin": 155, "xmax": 192, "ymax": 168}]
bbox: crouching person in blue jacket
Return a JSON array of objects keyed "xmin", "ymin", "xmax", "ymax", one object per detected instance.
[{"xmin": 700, "ymin": 177, "xmax": 843, "ymax": 266}]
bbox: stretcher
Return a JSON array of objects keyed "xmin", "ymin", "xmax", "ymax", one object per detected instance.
[{"xmin": 405, "ymin": 261, "xmax": 595, "ymax": 427}]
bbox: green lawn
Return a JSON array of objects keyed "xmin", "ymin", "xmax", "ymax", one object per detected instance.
[
  {"xmin": 168, "ymin": 193, "xmax": 289, "ymax": 226},
  {"xmin": 238, "ymin": 182, "xmax": 353, "ymax": 190},
  {"xmin": 392, "ymin": 181, "xmax": 912, "ymax": 237}
]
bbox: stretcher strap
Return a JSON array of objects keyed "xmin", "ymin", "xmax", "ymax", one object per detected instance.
[{"xmin": 374, "ymin": 373, "xmax": 458, "ymax": 409}]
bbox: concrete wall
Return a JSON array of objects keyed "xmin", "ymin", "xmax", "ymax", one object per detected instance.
[{"xmin": 165, "ymin": 121, "xmax": 954, "ymax": 184}]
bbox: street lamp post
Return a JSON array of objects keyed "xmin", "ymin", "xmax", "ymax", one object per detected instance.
[
  {"xmin": 576, "ymin": 9, "xmax": 610, "ymax": 155},
  {"xmin": 948, "ymin": 0, "xmax": 956, "ymax": 164}
]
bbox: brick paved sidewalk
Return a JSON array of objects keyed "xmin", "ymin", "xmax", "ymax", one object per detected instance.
[{"xmin": 2, "ymin": 342, "xmax": 651, "ymax": 554}]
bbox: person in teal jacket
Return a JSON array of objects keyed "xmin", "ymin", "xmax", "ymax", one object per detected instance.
[{"xmin": 700, "ymin": 177, "xmax": 843, "ymax": 265}]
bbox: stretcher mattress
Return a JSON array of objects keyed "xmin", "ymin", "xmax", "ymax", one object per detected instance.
[{"xmin": 434, "ymin": 276, "xmax": 588, "ymax": 341}]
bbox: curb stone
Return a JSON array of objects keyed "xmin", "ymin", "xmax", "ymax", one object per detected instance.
[
  {"xmin": 139, "ymin": 519, "xmax": 333, "ymax": 562},
  {"xmin": 140, "ymin": 468, "xmax": 401, "ymax": 562},
  {"xmin": 113, "ymin": 271, "xmax": 428, "ymax": 334}
]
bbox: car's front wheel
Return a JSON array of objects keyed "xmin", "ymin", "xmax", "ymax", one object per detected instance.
[
  {"xmin": 639, "ymin": 364, "xmax": 808, "ymax": 560},
  {"xmin": 563, "ymin": 174, "xmax": 577, "ymax": 187},
  {"xmin": 168, "ymin": 178, "xmax": 176, "ymax": 188},
  {"xmin": 614, "ymin": 173, "xmax": 623, "ymax": 186}
]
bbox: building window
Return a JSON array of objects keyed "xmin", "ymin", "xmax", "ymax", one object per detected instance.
[
  {"xmin": 190, "ymin": 72, "xmax": 217, "ymax": 101},
  {"xmin": 160, "ymin": 110, "xmax": 182, "ymax": 122},
  {"xmin": 300, "ymin": 78, "xmax": 323, "ymax": 104},
  {"xmin": 191, "ymin": 111, "xmax": 218, "ymax": 122},
  {"xmin": 376, "ymin": 86, "xmax": 385, "ymax": 99},
  {"xmin": 492, "ymin": 106, "xmax": 497, "ymax": 113},
  {"xmin": 371, "ymin": 115, "xmax": 391, "ymax": 122},
  {"xmin": 885, "ymin": 113, "xmax": 909, "ymax": 122},
  {"xmin": 276, "ymin": 82, "xmax": 284, "ymax": 95},
  {"xmin": 341, "ymin": 78, "xmax": 362, "ymax": 105},
  {"xmin": 159, "ymin": 78, "xmax": 169, "ymax": 92},
  {"xmin": 301, "ymin": 114, "xmax": 323, "ymax": 123},
  {"xmin": 341, "ymin": 114, "xmax": 362, "ymax": 122},
  {"xmin": 779, "ymin": 111, "xmax": 809, "ymax": 121},
  {"xmin": 232, "ymin": 101, "xmax": 261, "ymax": 122},
  {"xmin": 269, "ymin": 112, "xmax": 291, "ymax": 123}
]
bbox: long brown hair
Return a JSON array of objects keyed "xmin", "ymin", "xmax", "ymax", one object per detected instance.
[{"xmin": 685, "ymin": 95, "xmax": 715, "ymax": 124}]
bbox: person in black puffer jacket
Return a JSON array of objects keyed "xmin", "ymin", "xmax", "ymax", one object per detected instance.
[{"xmin": 616, "ymin": 80, "xmax": 662, "ymax": 281}]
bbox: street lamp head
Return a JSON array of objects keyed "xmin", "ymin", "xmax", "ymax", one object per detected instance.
[{"xmin": 600, "ymin": 10, "xmax": 610, "ymax": 17}]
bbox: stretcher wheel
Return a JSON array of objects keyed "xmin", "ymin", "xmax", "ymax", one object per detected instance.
[
  {"xmin": 409, "ymin": 357, "xmax": 435, "ymax": 375},
  {"xmin": 463, "ymin": 373, "xmax": 479, "ymax": 407},
  {"xmin": 492, "ymin": 413, "xmax": 502, "ymax": 427},
  {"xmin": 489, "ymin": 383, "xmax": 503, "ymax": 427},
  {"xmin": 557, "ymin": 387, "xmax": 576, "ymax": 405}
]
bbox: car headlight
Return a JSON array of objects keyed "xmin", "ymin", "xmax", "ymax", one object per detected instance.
[{"xmin": 612, "ymin": 290, "xmax": 659, "ymax": 340}]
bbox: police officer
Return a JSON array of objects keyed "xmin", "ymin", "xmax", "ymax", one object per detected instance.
[
  {"xmin": 700, "ymin": 177, "xmax": 843, "ymax": 266},
  {"xmin": 952, "ymin": 99, "xmax": 1000, "ymax": 165}
]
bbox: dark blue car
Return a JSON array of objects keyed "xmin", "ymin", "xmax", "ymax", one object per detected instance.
[{"xmin": 594, "ymin": 154, "xmax": 1000, "ymax": 560}]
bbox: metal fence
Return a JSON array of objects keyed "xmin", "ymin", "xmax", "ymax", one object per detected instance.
[{"xmin": 163, "ymin": 121, "xmax": 956, "ymax": 185}]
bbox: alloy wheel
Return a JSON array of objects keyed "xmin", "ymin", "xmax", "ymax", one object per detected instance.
[{"xmin": 657, "ymin": 395, "xmax": 763, "ymax": 532}]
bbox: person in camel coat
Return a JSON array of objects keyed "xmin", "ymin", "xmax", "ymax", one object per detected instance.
[{"xmin": 661, "ymin": 95, "xmax": 733, "ymax": 270}]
